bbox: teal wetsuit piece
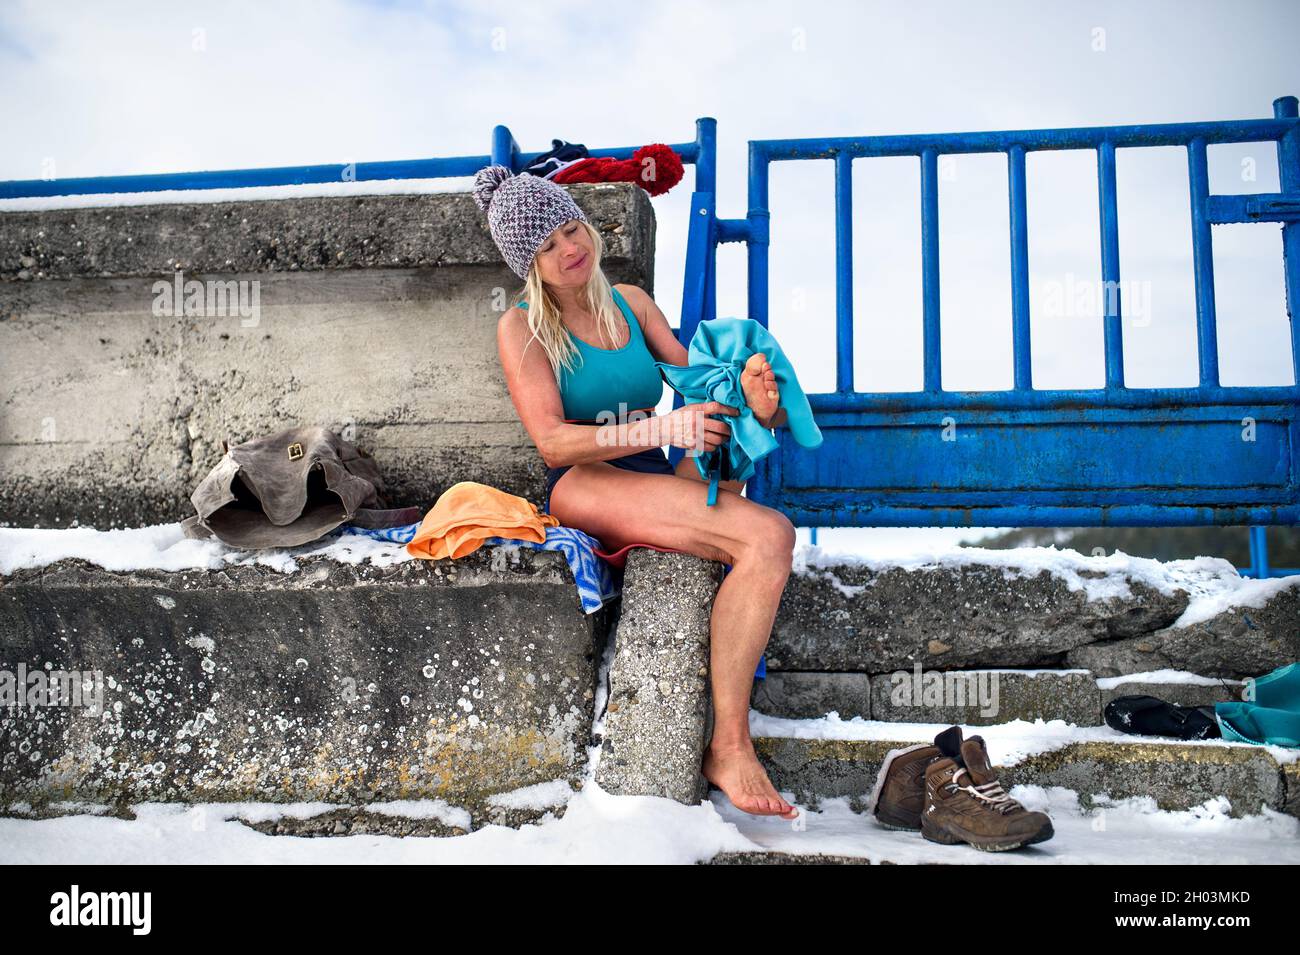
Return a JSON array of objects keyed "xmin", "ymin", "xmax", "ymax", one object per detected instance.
[
  {"xmin": 518, "ymin": 286, "xmax": 664, "ymax": 422},
  {"xmin": 655, "ymin": 317, "xmax": 823, "ymax": 506},
  {"xmin": 1215, "ymin": 661, "xmax": 1300, "ymax": 747}
]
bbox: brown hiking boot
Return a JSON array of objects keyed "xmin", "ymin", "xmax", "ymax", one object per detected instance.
[
  {"xmin": 865, "ymin": 742, "xmax": 942, "ymax": 830},
  {"xmin": 921, "ymin": 735, "xmax": 1054, "ymax": 851},
  {"xmin": 865, "ymin": 726, "xmax": 965, "ymax": 831}
]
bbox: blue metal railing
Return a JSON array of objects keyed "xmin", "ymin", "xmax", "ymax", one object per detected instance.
[
  {"xmin": 1, "ymin": 110, "xmax": 1293, "ymax": 576},
  {"xmin": 0, "ymin": 124, "xmax": 717, "ymax": 200},
  {"xmin": 671, "ymin": 97, "xmax": 1300, "ymax": 577}
]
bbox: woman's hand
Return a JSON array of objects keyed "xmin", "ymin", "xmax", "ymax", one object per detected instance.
[{"xmin": 664, "ymin": 401, "xmax": 738, "ymax": 455}]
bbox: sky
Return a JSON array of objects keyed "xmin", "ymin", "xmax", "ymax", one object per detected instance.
[{"xmin": 1, "ymin": 0, "xmax": 1296, "ymax": 550}]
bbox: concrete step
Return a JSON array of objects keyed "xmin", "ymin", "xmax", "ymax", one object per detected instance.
[
  {"xmin": 0, "ymin": 547, "xmax": 610, "ymax": 811},
  {"xmin": 751, "ymin": 668, "xmax": 1243, "ymax": 725},
  {"xmin": 752, "ymin": 733, "xmax": 1298, "ymax": 819},
  {"xmin": 773, "ymin": 553, "xmax": 1300, "ymax": 681}
]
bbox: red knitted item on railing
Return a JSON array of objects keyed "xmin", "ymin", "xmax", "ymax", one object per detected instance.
[{"xmin": 551, "ymin": 144, "xmax": 684, "ymax": 196}]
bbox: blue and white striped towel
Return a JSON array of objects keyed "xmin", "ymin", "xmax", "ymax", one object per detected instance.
[{"xmin": 334, "ymin": 522, "xmax": 620, "ymax": 614}]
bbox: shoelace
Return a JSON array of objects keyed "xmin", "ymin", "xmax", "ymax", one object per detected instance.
[{"xmin": 946, "ymin": 767, "xmax": 1021, "ymax": 815}]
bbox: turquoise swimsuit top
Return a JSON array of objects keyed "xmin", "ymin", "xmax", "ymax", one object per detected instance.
[{"xmin": 518, "ymin": 286, "xmax": 664, "ymax": 422}]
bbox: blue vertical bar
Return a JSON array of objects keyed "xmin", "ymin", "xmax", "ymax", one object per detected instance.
[
  {"xmin": 490, "ymin": 126, "xmax": 518, "ymax": 169},
  {"xmin": 679, "ymin": 191, "xmax": 713, "ymax": 347},
  {"xmin": 1187, "ymin": 137, "xmax": 1221, "ymax": 388},
  {"xmin": 1250, "ymin": 526, "xmax": 1272, "ymax": 579},
  {"xmin": 1097, "ymin": 140, "xmax": 1125, "ymax": 389},
  {"xmin": 696, "ymin": 118, "xmax": 719, "ymax": 330},
  {"xmin": 676, "ymin": 120, "xmax": 719, "ymax": 399},
  {"xmin": 694, "ymin": 117, "xmax": 717, "ymax": 193},
  {"xmin": 921, "ymin": 148, "xmax": 942, "ymax": 392},
  {"xmin": 835, "ymin": 151, "xmax": 855, "ymax": 393},
  {"xmin": 748, "ymin": 142, "xmax": 771, "ymax": 329},
  {"xmin": 1275, "ymin": 96, "xmax": 1300, "ymax": 388},
  {"xmin": 1008, "ymin": 145, "xmax": 1033, "ymax": 390}
]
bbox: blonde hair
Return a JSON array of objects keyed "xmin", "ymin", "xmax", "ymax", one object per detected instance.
[{"xmin": 511, "ymin": 221, "xmax": 624, "ymax": 385}]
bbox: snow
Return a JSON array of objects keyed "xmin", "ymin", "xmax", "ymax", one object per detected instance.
[
  {"xmin": 746, "ymin": 712, "xmax": 1300, "ymax": 765},
  {"xmin": 0, "ymin": 177, "xmax": 474, "ymax": 213},
  {"xmin": 369, "ymin": 800, "xmax": 470, "ymax": 831},
  {"xmin": 4, "ymin": 524, "xmax": 1292, "ymax": 637},
  {"xmin": 3, "ymin": 776, "xmax": 1296, "ymax": 865},
  {"xmin": 791, "ymin": 542, "xmax": 1300, "ymax": 628},
  {"xmin": 485, "ymin": 780, "xmax": 576, "ymax": 812},
  {"xmin": 0, "ymin": 521, "xmax": 414, "ymax": 577},
  {"xmin": 1095, "ymin": 669, "xmax": 1244, "ymax": 690},
  {"xmin": 1167, "ymin": 571, "xmax": 1300, "ymax": 628},
  {"xmin": 711, "ymin": 789, "xmax": 1300, "ymax": 865},
  {"xmin": 209, "ymin": 802, "xmax": 351, "ymax": 824},
  {"xmin": 0, "ymin": 784, "xmax": 755, "ymax": 865},
  {"xmin": 364, "ymin": 801, "xmax": 473, "ymax": 828}
]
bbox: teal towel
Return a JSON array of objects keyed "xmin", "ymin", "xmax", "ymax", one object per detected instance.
[
  {"xmin": 655, "ymin": 318, "xmax": 823, "ymax": 505},
  {"xmin": 1215, "ymin": 661, "xmax": 1300, "ymax": 748}
]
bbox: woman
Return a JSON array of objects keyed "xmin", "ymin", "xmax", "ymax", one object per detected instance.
[{"xmin": 474, "ymin": 164, "xmax": 799, "ymax": 820}]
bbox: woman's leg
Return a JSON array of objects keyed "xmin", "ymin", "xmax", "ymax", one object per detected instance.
[{"xmin": 551, "ymin": 462, "xmax": 798, "ymax": 818}]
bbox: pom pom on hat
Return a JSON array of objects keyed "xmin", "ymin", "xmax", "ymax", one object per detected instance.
[{"xmin": 473, "ymin": 164, "xmax": 513, "ymax": 213}]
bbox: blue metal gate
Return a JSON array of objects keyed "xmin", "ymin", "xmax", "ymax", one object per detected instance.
[
  {"xmin": 674, "ymin": 97, "xmax": 1300, "ymax": 539},
  {"xmin": 2, "ymin": 102, "xmax": 1295, "ymax": 574}
]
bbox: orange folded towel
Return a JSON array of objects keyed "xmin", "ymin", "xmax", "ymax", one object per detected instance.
[{"xmin": 406, "ymin": 481, "xmax": 560, "ymax": 560}]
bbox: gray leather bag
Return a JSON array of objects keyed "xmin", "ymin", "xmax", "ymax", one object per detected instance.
[{"xmin": 180, "ymin": 425, "xmax": 422, "ymax": 549}]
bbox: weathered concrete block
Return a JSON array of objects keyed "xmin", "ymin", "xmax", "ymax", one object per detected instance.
[
  {"xmin": 754, "ymin": 735, "xmax": 1293, "ymax": 819},
  {"xmin": 1283, "ymin": 761, "xmax": 1300, "ymax": 819},
  {"xmin": 998, "ymin": 741, "xmax": 1286, "ymax": 817},
  {"xmin": 595, "ymin": 549, "xmax": 724, "ymax": 804},
  {"xmin": 0, "ymin": 547, "xmax": 606, "ymax": 809},
  {"xmin": 751, "ymin": 671, "xmax": 871, "ymax": 719},
  {"xmin": 769, "ymin": 560, "xmax": 1189, "ymax": 672},
  {"xmin": 868, "ymin": 668, "xmax": 1099, "ymax": 726},
  {"xmin": 755, "ymin": 737, "xmax": 897, "ymax": 807},
  {"xmin": 1067, "ymin": 583, "xmax": 1300, "ymax": 679},
  {"xmin": 0, "ymin": 183, "xmax": 656, "ymax": 528}
]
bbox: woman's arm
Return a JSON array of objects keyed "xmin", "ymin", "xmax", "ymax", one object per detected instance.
[
  {"xmin": 497, "ymin": 305, "xmax": 667, "ymax": 468},
  {"xmin": 618, "ymin": 284, "xmax": 789, "ymax": 431},
  {"xmin": 616, "ymin": 285, "xmax": 788, "ymax": 496}
]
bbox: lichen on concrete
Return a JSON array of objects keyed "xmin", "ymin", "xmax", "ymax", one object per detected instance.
[{"xmin": 0, "ymin": 547, "xmax": 608, "ymax": 812}]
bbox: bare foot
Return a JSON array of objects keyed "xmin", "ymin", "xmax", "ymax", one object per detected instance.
[
  {"xmin": 702, "ymin": 742, "xmax": 798, "ymax": 819},
  {"xmin": 740, "ymin": 352, "xmax": 780, "ymax": 428}
]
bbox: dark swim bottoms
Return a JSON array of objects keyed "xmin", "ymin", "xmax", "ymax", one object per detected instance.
[{"xmin": 543, "ymin": 446, "xmax": 676, "ymax": 514}]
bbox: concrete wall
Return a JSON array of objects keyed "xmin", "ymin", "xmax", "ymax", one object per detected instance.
[{"xmin": 0, "ymin": 183, "xmax": 656, "ymax": 528}]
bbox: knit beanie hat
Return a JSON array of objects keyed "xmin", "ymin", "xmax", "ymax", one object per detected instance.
[{"xmin": 473, "ymin": 164, "xmax": 591, "ymax": 279}]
